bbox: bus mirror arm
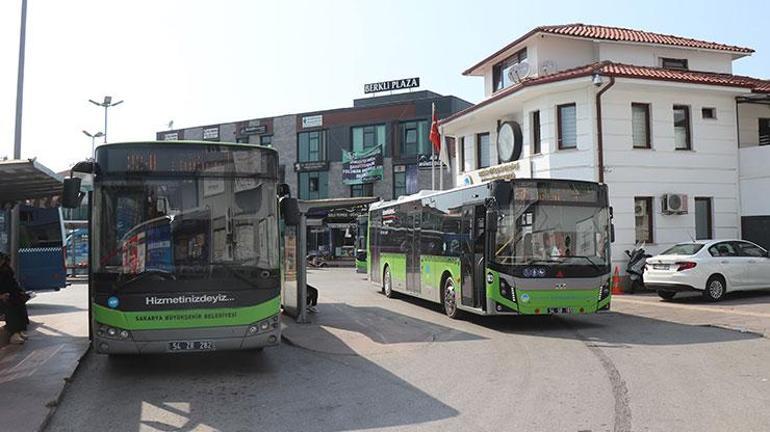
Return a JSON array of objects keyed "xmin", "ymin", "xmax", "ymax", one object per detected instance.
[{"xmin": 611, "ymin": 223, "xmax": 616, "ymax": 243}]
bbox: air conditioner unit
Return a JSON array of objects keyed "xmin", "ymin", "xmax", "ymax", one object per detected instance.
[
  {"xmin": 634, "ymin": 203, "xmax": 646, "ymax": 217},
  {"xmin": 662, "ymin": 193, "xmax": 688, "ymax": 215}
]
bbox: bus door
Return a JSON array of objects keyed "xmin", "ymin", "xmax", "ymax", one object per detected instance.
[
  {"xmin": 405, "ymin": 206, "xmax": 421, "ymax": 294},
  {"xmin": 461, "ymin": 205, "xmax": 487, "ymax": 309}
]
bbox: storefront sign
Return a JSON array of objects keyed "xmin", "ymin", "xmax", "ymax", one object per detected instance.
[
  {"xmin": 364, "ymin": 77, "xmax": 420, "ymax": 94},
  {"xmin": 294, "ymin": 161, "xmax": 329, "ymax": 172},
  {"xmin": 476, "ymin": 161, "xmax": 520, "ymax": 182},
  {"xmin": 342, "ymin": 146, "xmax": 383, "ymax": 185},
  {"xmin": 162, "ymin": 132, "xmax": 179, "ymax": 141},
  {"xmin": 301, "ymin": 115, "xmax": 323, "ymax": 129},
  {"xmin": 238, "ymin": 125, "xmax": 267, "ymax": 136},
  {"xmin": 203, "ymin": 127, "xmax": 219, "ymax": 141},
  {"xmin": 417, "ymin": 153, "xmax": 447, "ymax": 170}
]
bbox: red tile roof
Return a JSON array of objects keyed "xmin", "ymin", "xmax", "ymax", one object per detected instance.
[
  {"xmin": 443, "ymin": 62, "xmax": 770, "ymax": 125},
  {"xmin": 463, "ymin": 24, "xmax": 754, "ymax": 76}
]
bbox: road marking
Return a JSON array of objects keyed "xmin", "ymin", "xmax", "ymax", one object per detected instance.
[{"xmin": 613, "ymin": 297, "xmax": 770, "ymax": 319}]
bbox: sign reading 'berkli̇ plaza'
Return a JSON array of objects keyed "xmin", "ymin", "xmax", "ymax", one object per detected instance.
[{"xmin": 364, "ymin": 77, "xmax": 420, "ymax": 94}]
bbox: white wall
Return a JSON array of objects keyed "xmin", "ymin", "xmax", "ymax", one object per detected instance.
[
  {"xmin": 738, "ymin": 102, "xmax": 770, "ymax": 147},
  {"xmin": 740, "ymin": 146, "xmax": 770, "ymax": 216},
  {"xmin": 602, "ymin": 82, "xmax": 741, "ymax": 263},
  {"xmin": 598, "ymin": 43, "xmax": 734, "ymax": 73}
]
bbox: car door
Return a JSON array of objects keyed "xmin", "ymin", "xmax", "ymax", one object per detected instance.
[
  {"xmin": 734, "ymin": 241, "xmax": 770, "ymax": 289},
  {"xmin": 707, "ymin": 242, "xmax": 746, "ymax": 290}
]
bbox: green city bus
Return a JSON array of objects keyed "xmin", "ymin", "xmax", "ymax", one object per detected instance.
[
  {"xmin": 78, "ymin": 141, "xmax": 283, "ymax": 354},
  {"xmin": 368, "ymin": 179, "xmax": 612, "ymax": 318}
]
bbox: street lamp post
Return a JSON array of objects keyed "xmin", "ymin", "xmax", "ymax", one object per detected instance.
[
  {"xmin": 88, "ymin": 96, "xmax": 123, "ymax": 144},
  {"xmin": 10, "ymin": 0, "xmax": 28, "ymax": 273},
  {"xmin": 82, "ymin": 130, "xmax": 104, "ymax": 159}
]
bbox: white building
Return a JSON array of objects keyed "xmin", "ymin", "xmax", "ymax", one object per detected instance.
[{"xmin": 439, "ymin": 24, "xmax": 770, "ymax": 277}]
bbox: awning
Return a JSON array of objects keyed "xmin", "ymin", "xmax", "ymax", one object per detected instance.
[{"xmin": 0, "ymin": 159, "xmax": 63, "ymax": 208}]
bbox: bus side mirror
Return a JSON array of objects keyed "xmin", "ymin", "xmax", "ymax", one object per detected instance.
[
  {"xmin": 611, "ymin": 223, "xmax": 616, "ymax": 243},
  {"xmin": 61, "ymin": 177, "xmax": 84, "ymax": 208},
  {"xmin": 486, "ymin": 210, "xmax": 498, "ymax": 233},
  {"xmin": 278, "ymin": 183, "xmax": 291, "ymax": 198},
  {"xmin": 280, "ymin": 197, "xmax": 300, "ymax": 226}
]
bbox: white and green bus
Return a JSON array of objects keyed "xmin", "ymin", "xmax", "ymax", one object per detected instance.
[
  {"xmin": 66, "ymin": 141, "xmax": 288, "ymax": 354},
  {"xmin": 368, "ymin": 179, "xmax": 612, "ymax": 318}
]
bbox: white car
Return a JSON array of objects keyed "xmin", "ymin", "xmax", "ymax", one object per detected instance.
[{"xmin": 644, "ymin": 240, "xmax": 770, "ymax": 302}]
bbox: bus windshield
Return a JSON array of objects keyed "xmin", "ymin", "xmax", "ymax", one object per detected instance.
[
  {"xmin": 94, "ymin": 177, "xmax": 278, "ymax": 290},
  {"xmin": 493, "ymin": 182, "xmax": 610, "ymax": 274}
]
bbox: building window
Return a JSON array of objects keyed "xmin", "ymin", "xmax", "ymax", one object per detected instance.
[
  {"xmin": 557, "ymin": 103, "xmax": 577, "ymax": 150},
  {"xmin": 298, "ymin": 130, "xmax": 327, "ymax": 162},
  {"xmin": 673, "ymin": 105, "xmax": 691, "ymax": 150},
  {"xmin": 531, "ymin": 110, "xmax": 541, "ymax": 154},
  {"xmin": 236, "ymin": 136, "xmax": 250, "ymax": 144},
  {"xmin": 462, "ymin": 137, "xmax": 475, "ymax": 172},
  {"xmin": 351, "ymin": 183, "xmax": 374, "ymax": 197},
  {"xmin": 695, "ymin": 197, "xmax": 713, "ymax": 240},
  {"xmin": 400, "ymin": 120, "xmax": 429, "ymax": 157},
  {"xmin": 260, "ymin": 135, "xmax": 272, "ymax": 146},
  {"xmin": 634, "ymin": 197, "xmax": 653, "ymax": 244},
  {"xmin": 493, "ymin": 48, "xmax": 527, "ymax": 92},
  {"xmin": 632, "ymin": 103, "xmax": 651, "ymax": 149},
  {"xmin": 393, "ymin": 168, "xmax": 407, "ymax": 198},
  {"xmin": 759, "ymin": 118, "xmax": 770, "ymax": 146},
  {"xmin": 477, "ymin": 133, "xmax": 490, "ymax": 168},
  {"xmin": 702, "ymin": 108, "xmax": 716, "ymax": 120},
  {"xmin": 298, "ymin": 171, "xmax": 329, "ymax": 199},
  {"xmin": 661, "ymin": 58, "xmax": 688, "ymax": 70},
  {"xmin": 352, "ymin": 124, "xmax": 385, "ymax": 153}
]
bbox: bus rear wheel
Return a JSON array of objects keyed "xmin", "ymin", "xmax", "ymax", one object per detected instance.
[
  {"xmin": 383, "ymin": 267, "xmax": 395, "ymax": 298},
  {"xmin": 443, "ymin": 276, "xmax": 460, "ymax": 319}
]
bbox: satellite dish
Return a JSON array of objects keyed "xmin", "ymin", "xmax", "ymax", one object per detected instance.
[
  {"xmin": 508, "ymin": 60, "xmax": 531, "ymax": 83},
  {"xmin": 541, "ymin": 60, "xmax": 557, "ymax": 76}
]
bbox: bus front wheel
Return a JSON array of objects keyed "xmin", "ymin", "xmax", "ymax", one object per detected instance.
[
  {"xmin": 442, "ymin": 277, "xmax": 460, "ymax": 319},
  {"xmin": 383, "ymin": 267, "xmax": 395, "ymax": 298}
]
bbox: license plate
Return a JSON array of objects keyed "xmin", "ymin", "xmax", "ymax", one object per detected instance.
[
  {"xmin": 167, "ymin": 340, "xmax": 216, "ymax": 352},
  {"xmin": 652, "ymin": 264, "xmax": 670, "ymax": 270},
  {"xmin": 547, "ymin": 307, "xmax": 571, "ymax": 314}
]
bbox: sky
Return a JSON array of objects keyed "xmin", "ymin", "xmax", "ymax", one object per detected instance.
[{"xmin": 1, "ymin": 0, "xmax": 769, "ymax": 172}]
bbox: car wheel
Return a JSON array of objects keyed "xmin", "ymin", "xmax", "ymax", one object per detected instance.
[
  {"xmin": 383, "ymin": 267, "xmax": 394, "ymax": 298},
  {"xmin": 703, "ymin": 275, "xmax": 726, "ymax": 302},
  {"xmin": 657, "ymin": 290, "xmax": 676, "ymax": 300},
  {"xmin": 442, "ymin": 276, "xmax": 460, "ymax": 319}
]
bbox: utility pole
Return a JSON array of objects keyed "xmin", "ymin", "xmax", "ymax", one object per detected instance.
[
  {"xmin": 10, "ymin": 0, "xmax": 28, "ymax": 272},
  {"xmin": 88, "ymin": 96, "xmax": 123, "ymax": 143}
]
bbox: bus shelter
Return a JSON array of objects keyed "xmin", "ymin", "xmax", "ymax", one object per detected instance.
[
  {"xmin": 0, "ymin": 159, "xmax": 63, "ymax": 269},
  {"xmin": 283, "ymin": 197, "xmax": 379, "ymax": 323}
]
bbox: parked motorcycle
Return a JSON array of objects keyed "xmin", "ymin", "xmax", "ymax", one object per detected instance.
[
  {"xmin": 306, "ymin": 252, "xmax": 328, "ymax": 268},
  {"xmin": 625, "ymin": 243, "xmax": 651, "ymax": 293}
]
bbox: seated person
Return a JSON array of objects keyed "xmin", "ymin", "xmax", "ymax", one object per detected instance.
[{"xmin": 0, "ymin": 252, "xmax": 30, "ymax": 345}]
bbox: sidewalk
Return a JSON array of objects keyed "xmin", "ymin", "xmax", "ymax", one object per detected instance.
[
  {"xmin": 612, "ymin": 290, "xmax": 770, "ymax": 338},
  {"xmin": 0, "ymin": 282, "xmax": 90, "ymax": 432}
]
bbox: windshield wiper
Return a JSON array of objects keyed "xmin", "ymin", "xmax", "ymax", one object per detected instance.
[{"xmin": 564, "ymin": 255, "xmax": 603, "ymax": 271}]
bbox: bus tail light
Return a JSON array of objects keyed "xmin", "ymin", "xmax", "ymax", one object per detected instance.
[
  {"xmin": 676, "ymin": 262, "xmax": 697, "ymax": 271},
  {"xmin": 247, "ymin": 314, "xmax": 280, "ymax": 337},
  {"xmin": 97, "ymin": 324, "xmax": 131, "ymax": 340}
]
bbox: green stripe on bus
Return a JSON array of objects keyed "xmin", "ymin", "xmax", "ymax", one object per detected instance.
[
  {"xmin": 380, "ymin": 252, "xmax": 407, "ymax": 281},
  {"xmin": 92, "ymin": 296, "xmax": 281, "ymax": 330}
]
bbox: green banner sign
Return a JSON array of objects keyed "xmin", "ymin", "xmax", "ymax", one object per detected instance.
[{"xmin": 342, "ymin": 146, "xmax": 383, "ymax": 185}]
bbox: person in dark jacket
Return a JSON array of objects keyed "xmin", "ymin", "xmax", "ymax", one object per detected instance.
[{"xmin": 0, "ymin": 252, "xmax": 30, "ymax": 344}]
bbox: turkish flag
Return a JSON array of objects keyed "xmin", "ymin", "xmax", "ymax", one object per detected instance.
[{"xmin": 429, "ymin": 103, "xmax": 441, "ymax": 154}]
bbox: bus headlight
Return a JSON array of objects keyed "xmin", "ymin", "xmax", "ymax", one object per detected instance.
[
  {"xmin": 500, "ymin": 278, "xmax": 516, "ymax": 303},
  {"xmin": 599, "ymin": 282, "xmax": 611, "ymax": 301}
]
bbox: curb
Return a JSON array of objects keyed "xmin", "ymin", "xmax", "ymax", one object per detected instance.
[
  {"xmin": 699, "ymin": 324, "xmax": 767, "ymax": 339},
  {"xmin": 37, "ymin": 344, "xmax": 91, "ymax": 432}
]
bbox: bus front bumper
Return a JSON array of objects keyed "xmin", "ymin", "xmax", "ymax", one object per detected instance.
[{"xmin": 93, "ymin": 324, "xmax": 280, "ymax": 354}]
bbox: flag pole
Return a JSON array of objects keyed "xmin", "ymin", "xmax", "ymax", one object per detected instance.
[
  {"xmin": 439, "ymin": 134, "xmax": 444, "ymax": 190},
  {"xmin": 431, "ymin": 103, "xmax": 436, "ymax": 190}
]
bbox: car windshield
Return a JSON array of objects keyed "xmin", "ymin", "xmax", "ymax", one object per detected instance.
[{"xmin": 661, "ymin": 243, "xmax": 704, "ymax": 255}]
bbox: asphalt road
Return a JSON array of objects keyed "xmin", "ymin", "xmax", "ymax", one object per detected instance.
[{"xmin": 46, "ymin": 269, "xmax": 770, "ymax": 432}]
